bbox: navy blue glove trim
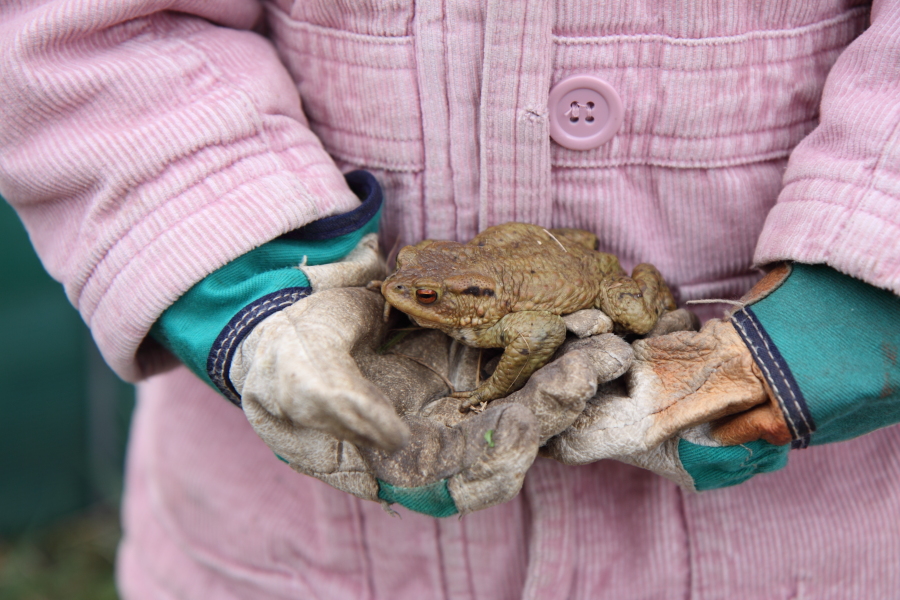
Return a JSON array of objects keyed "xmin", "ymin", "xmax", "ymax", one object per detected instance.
[
  {"xmin": 282, "ymin": 171, "xmax": 383, "ymax": 241},
  {"xmin": 732, "ymin": 307, "xmax": 815, "ymax": 449},
  {"xmin": 207, "ymin": 287, "xmax": 313, "ymax": 406}
]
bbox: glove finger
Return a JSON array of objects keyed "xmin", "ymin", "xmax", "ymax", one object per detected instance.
[
  {"xmin": 644, "ymin": 308, "xmax": 700, "ymax": 337},
  {"xmin": 278, "ymin": 360, "xmax": 411, "ymax": 452},
  {"xmin": 562, "ymin": 308, "xmax": 613, "ymax": 338},
  {"xmin": 553, "ymin": 333, "xmax": 634, "ymax": 384},
  {"xmin": 710, "ymin": 400, "xmax": 793, "ymax": 446},
  {"xmin": 359, "ymin": 403, "xmax": 539, "ymax": 517},
  {"xmin": 496, "ymin": 334, "xmax": 632, "ymax": 443},
  {"xmin": 242, "ymin": 396, "xmax": 380, "ymax": 501},
  {"xmin": 241, "ymin": 308, "xmax": 410, "ymax": 451},
  {"xmin": 544, "ymin": 327, "xmax": 715, "ymax": 465},
  {"xmin": 274, "ymin": 352, "xmax": 409, "ymax": 451},
  {"xmin": 448, "ymin": 403, "xmax": 540, "ymax": 515},
  {"xmin": 280, "ymin": 288, "xmax": 411, "ymax": 450},
  {"xmin": 242, "ymin": 326, "xmax": 409, "ymax": 450},
  {"xmin": 540, "ymin": 383, "xmax": 635, "ymax": 465},
  {"xmin": 612, "ymin": 436, "xmax": 695, "ymax": 489}
]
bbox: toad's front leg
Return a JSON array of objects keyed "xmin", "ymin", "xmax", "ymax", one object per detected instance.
[{"xmin": 452, "ymin": 311, "xmax": 566, "ymax": 411}]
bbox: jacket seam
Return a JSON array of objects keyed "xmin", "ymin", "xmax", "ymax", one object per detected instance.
[
  {"xmin": 554, "ymin": 43, "xmax": 857, "ymax": 73},
  {"xmin": 551, "ymin": 148, "xmax": 792, "ymax": 170},
  {"xmin": 327, "ymin": 147, "xmax": 424, "ymax": 172},
  {"xmin": 555, "ymin": 117, "xmax": 816, "ymax": 144},
  {"xmin": 779, "ymin": 181, "xmax": 900, "ymax": 223},
  {"xmin": 268, "ymin": 4, "xmax": 414, "ymax": 44},
  {"xmin": 308, "ymin": 118, "xmax": 423, "ymax": 143},
  {"xmin": 552, "ymin": 6, "xmax": 868, "ymax": 47}
]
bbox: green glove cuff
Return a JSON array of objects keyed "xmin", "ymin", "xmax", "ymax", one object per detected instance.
[
  {"xmin": 679, "ymin": 439, "xmax": 789, "ymax": 492},
  {"xmin": 275, "ymin": 456, "xmax": 460, "ymax": 517},
  {"xmin": 734, "ymin": 263, "xmax": 900, "ymax": 447},
  {"xmin": 150, "ymin": 170, "xmax": 383, "ymax": 404},
  {"xmin": 377, "ymin": 479, "xmax": 459, "ymax": 518}
]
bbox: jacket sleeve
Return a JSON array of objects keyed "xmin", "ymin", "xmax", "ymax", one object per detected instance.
[
  {"xmin": 754, "ymin": 0, "xmax": 900, "ymax": 294},
  {"xmin": 0, "ymin": 0, "xmax": 361, "ymax": 382}
]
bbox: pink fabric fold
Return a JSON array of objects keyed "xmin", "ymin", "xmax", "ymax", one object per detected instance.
[{"xmin": 755, "ymin": 0, "xmax": 900, "ymax": 293}]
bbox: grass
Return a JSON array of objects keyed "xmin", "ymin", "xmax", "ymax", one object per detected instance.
[{"xmin": 0, "ymin": 507, "xmax": 120, "ymax": 600}]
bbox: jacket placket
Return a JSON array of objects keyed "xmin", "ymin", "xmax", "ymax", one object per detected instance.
[{"xmin": 478, "ymin": 0, "xmax": 555, "ymax": 230}]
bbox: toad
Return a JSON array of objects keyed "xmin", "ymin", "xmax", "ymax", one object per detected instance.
[{"xmin": 381, "ymin": 222, "xmax": 676, "ymax": 410}]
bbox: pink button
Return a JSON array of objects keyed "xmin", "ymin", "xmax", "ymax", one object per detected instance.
[{"xmin": 548, "ymin": 75, "xmax": 623, "ymax": 150}]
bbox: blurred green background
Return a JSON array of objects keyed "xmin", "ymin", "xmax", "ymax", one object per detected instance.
[{"xmin": 0, "ymin": 198, "xmax": 134, "ymax": 599}]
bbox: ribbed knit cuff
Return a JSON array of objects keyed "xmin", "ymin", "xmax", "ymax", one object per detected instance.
[{"xmin": 151, "ymin": 170, "xmax": 383, "ymax": 403}]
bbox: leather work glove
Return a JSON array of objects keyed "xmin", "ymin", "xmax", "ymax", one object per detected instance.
[
  {"xmin": 545, "ymin": 263, "xmax": 900, "ymax": 492},
  {"xmin": 543, "ymin": 316, "xmax": 789, "ymax": 491},
  {"xmin": 233, "ymin": 286, "xmax": 632, "ymax": 516}
]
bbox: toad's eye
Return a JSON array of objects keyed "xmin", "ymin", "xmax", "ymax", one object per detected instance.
[{"xmin": 416, "ymin": 289, "xmax": 438, "ymax": 304}]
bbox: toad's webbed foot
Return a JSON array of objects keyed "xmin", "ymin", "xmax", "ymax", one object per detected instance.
[{"xmin": 453, "ymin": 311, "xmax": 566, "ymax": 412}]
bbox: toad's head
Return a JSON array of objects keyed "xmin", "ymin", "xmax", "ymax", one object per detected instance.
[{"xmin": 381, "ymin": 240, "xmax": 502, "ymax": 330}]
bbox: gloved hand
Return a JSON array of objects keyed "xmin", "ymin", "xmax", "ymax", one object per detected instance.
[
  {"xmin": 233, "ymin": 286, "xmax": 633, "ymax": 516},
  {"xmin": 546, "ymin": 262, "xmax": 900, "ymax": 492},
  {"xmin": 543, "ymin": 310, "xmax": 790, "ymax": 491}
]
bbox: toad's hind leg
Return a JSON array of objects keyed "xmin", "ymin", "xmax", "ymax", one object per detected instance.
[
  {"xmin": 633, "ymin": 263, "xmax": 677, "ymax": 313},
  {"xmin": 597, "ymin": 263, "xmax": 676, "ymax": 335},
  {"xmin": 453, "ymin": 311, "xmax": 566, "ymax": 411}
]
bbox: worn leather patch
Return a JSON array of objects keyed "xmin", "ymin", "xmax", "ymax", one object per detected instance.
[{"xmin": 740, "ymin": 262, "xmax": 792, "ymax": 306}]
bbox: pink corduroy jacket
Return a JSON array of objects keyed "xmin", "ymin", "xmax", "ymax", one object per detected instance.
[{"xmin": 2, "ymin": 0, "xmax": 900, "ymax": 598}]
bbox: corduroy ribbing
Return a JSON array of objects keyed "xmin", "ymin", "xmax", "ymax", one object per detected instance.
[
  {"xmin": 553, "ymin": 0, "xmax": 862, "ymax": 38},
  {"xmin": 266, "ymin": 2, "xmax": 429, "ymax": 250},
  {"xmin": 521, "ymin": 459, "xmax": 575, "ymax": 600},
  {"xmin": 282, "ymin": 0, "xmax": 414, "ymax": 37},
  {"xmin": 755, "ymin": 2, "xmax": 900, "ymax": 293},
  {"xmin": 683, "ymin": 428, "xmax": 900, "ymax": 599},
  {"xmin": 267, "ymin": 7, "xmax": 423, "ymax": 173},
  {"xmin": 120, "ymin": 367, "xmax": 900, "ymax": 599},
  {"xmin": 444, "ymin": 0, "xmax": 487, "ymax": 241},
  {"xmin": 566, "ymin": 461, "xmax": 691, "ymax": 599},
  {"xmin": 551, "ymin": 164, "xmax": 777, "ymax": 306}
]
